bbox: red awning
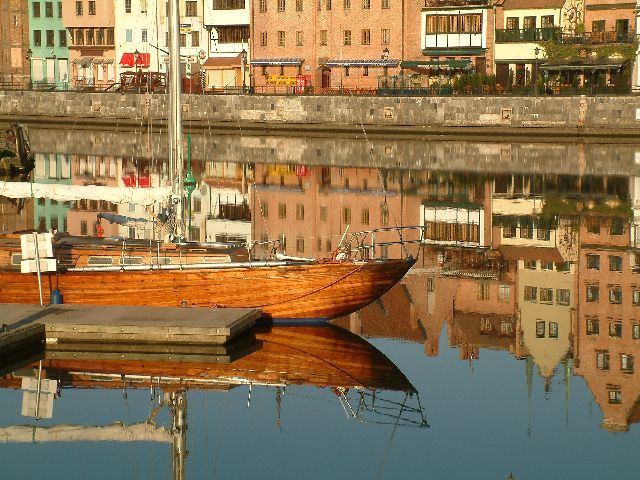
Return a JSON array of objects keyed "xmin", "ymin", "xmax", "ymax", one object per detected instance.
[{"xmin": 120, "ymin": 52, "xmax": 151, "ymax": 68}]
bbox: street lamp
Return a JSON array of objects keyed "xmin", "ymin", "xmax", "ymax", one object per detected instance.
[
  {"xmin": 241, "ymin": 48, "xmax": 247, "ymax": 93},
  {"xmin": 534, "ymin": 46, "xmax": 540, "ymax": 95},
  {"xmin": 25, "ymin": 48, "xmax": 33, "ymax": 89}
]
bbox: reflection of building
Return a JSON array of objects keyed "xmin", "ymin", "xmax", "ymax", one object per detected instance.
[
  {"xmin": 33, "ymin": 153, "xmax": 72, "ymax": 233},
  {"xmin": 67, "ymin": 155, "xmax": 120, "ymax": 237},
  {"xmin": 574, "ymin": 214, "xmax": 640, "ymax": 431}
]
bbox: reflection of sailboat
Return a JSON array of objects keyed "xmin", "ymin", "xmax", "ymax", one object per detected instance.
[
  {"xmin": 0, "ymin": 325, "xmax": 427, "ymax": 479},
  {"xmin": 0, "ymin": 2, "xmax": 415, "ymax": 322}
]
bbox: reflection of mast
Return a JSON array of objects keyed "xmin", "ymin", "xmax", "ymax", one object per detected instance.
[{"xmin": 169, "ymin": 390, "xmax": 187, "ymax": 480}]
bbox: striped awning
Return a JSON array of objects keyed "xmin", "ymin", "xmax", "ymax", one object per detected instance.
[
  {"xmin": 72, "ymin": 56, "xmax": 93, "ymax": 66},
  {"xmin": 250, "ymin": 58, "xmax": 304, "ymax": 66},
  {"xmin": 325, "ymin": 59, "xmax": 400, "ymax": 67}
]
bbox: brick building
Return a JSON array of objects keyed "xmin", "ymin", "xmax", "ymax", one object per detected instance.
[{"xmin": 0, "ymin": 0, "xmax": 30, "ymax": 85}]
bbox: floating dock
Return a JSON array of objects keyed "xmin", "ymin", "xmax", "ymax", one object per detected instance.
[{"xmin": 0, "ymin": 304, "xmax": 261, "ymax": 357}]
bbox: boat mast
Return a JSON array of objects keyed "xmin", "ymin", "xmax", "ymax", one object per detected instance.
[{"xmin": 168, "ymin": 0, "xmax": 184, "ymax": 239}]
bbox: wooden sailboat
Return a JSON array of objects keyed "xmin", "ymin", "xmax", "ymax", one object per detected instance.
[{"xmin": 0, "ymin": 1, "xmax": 417, "ymax": 322}]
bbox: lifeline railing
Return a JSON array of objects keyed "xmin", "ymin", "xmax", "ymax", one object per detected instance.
[{"xmin": 335, "ymin": 226, "xmax": 426, "ymax": 261}]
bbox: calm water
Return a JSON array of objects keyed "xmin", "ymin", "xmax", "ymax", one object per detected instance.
[{"xmin": 2, "ymin": 126, "xmax": 640, "ymax": 478}]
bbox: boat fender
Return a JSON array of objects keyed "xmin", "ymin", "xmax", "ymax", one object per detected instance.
[{"xmin": 50, "ymin": 289, "xmax": 63, "ymax": 305}]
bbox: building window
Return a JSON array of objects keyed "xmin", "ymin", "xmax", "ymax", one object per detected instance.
[
  {"xmin": 296, "ymin": 203, "xmax": 304, "ymax": 220},
  {"xmin": 278, "ymin": 0, "xmax": 286, "ymax": 11},
  {"xmin": 556, "ymin": 289, "xmax": 570, "ymax": 306},
  {"xmin": 33, "ymin": 2, "xmax": 41, "ymax": 17},
  {"xmin": 344, "ymin": 66, "xmax": 350, "ymax": 76},
  {"xmin": 320, "ymin": 30, "xmax": 327, "ymax": 45},
  {"xmin": 541, "ymin": 15, "xmax": 554, "ymax": 28},
  {"xmin": 212, "ymin": 0, "xmax": 246, "ymax": 8},
  {"xmin": 609, "ymin": 321, "xmax": 623, "ymax": 337},
  {"xmin": 587, "ymin": 254, "xmax": 600, "ymax": 270},
  {"xmin": 216, "ymin": 26, "xmax": 250, "ymax": 43},
  {"xmin": 80, "ymin": 220, "xmax": 88, "ymax": 235},
  {"xmin": 296, "ymin": 237, "xmax": 304, "ymax": 253},
  {"xmin": 327, "ymin": 0, "xmax": 332, "ymax": 9},
  {"xmin": 344, "ymin": 0, "xmax": 350, "ymax": 8},
  {"xmin": 180, "ymin": 33, "xmax": 187, "ymax": 47},
  {"xmin": 523, "ymin": 15, "xmax": 536, "ymax": 30},
  {"xmin": 608, "ymin": 386, "xmax": 622, "ymax": 404},
  {"xmin": 259, "ymin": 31, "xmax": 267, "ymax": 46},
  {"xmin": 380, "ymin": 204, "xmax": 389, "ymax": 226},
  {"xmin": 587, "ymin": 219, "xmax": 600, "ymax": 234},
  {"xmin": 540, "ymin": 261, "xmax": 554, "ymax": 271},
  {"xmin": 592, "ymin": 19, "xmax": 605, "ymax": 32},
  {"xmin": 540, "ymin": 288, "xmax": 553, "ymax": 304},
  {"xmin": 524, "ymin": 285, "xmax": 537, "ymax": 302},
  {"xmin": 556, "ymin": 261, "xmax": 571, "ymax": 272},
  {"xmin": 501, "ymin": 321, "xmax": 513, "ymax": 336},
  {"xmin": 320, "ymin": 206, "xmax": 327, "ymax": 221},
  {"xmin": 86, "ymin": 28, "xmax": 94, "ymax": 44},
  {"xmin": 278, "ymin": 203, "xmax": 286, "ymax": 219},
  {"xmin": 609, "ymin": 288, "xmax": 622, "ymax": 304},
  {"xmin": 382, "ymin": 0, "xmax": 389, "ymax": 7},
  {"xmin": 524, "ymin": 260, "xmax": 537, "ymax": 270},
  {"xmin": 506, "ymin": 17, "xmax": 519, "ymax": 30},
  {"xmin": 88, "ymin": 0, "xmax": 95, "ymax": 14},
  {"xmin": 498, "ymin": 284, "xmax": 510, "ymax": 303},
  {"xmin": 361, "ymin": 208, "xmax": 370, "ymax": 225},
  {"xmin": 191, "ymin": 31, "xmax": 199, "ymax": 47},
  {"xmin": 34, "ymin": 30, "xmax": 42, "ymax": 47},
  {"xmin": 381, "ymin": 28, "xmax": 390, "ymax": 45},
  {"xmin": 126, "ymin": 29, "xmax": 133, "ymax": 42},
  {"xmin": 586, "ymin": 317, "xmax": 599, "ymax": 335},
  {"xmin": 362, "ymin": 0, "xmax": 370, "ymax": 8},
  {"xmin": 363, "ymin": 66, "xmax": 369, "ymax": 76},
  {"xmin": 343, "ymin": 30, "xmax": 351, "ymax": 45},
  {"xmin": 597, "ymin": 351, "xmax": 610, "ymax": 370},
  {"xmin": 277, "ymin": 31, "xmax": 285, "ymax": 46},
  {"xmin": 621, "ymin": 353, "xmax": 634, "ymax": 373},
  {"xmin": 45, "ymin": 30, "xmax": 54, "ymax": 47},
  {"xmin": 611, "ymin": 218, "xmax": 624, "ymax": 235},
  {"xmin": 634, "ymin": 324, "xmax": 640, "ymax": 340},
  {"xmin": 296, "ymin": 30, "xmax": 303, "ymax": 46},
  {"xmin": 343, "ymin": 207, "xmax": 351, "ymax": 223},
  {"xmin": 296, "ymin": 0, "xmax": 303, "ymax": 10},
  {"xmin": 45, "ymin": 1, "xmax": 53, "ymax": 16},
  {"xmin": 536, "ymin": 320, "xmax": 545, "ymax": 338},
  {"xmin": 75, "ymin": 0, "xmax": 83, "ymax": 15},
  {"xmin": 502, "ymin": 224, "xmax": 516, "ymax": 238},
  {"xmin": 479, "ymin": 282, "xmax": 490, "ymax": 300},
  {"xmin": 361, "ymin": 29, "xmax": 371, "ymax": 45},
  {"xmin": 549, "ymin": 322, "xmax": 558, "ymax": 338},
  {"xmin": 609, "ymin": 255, "xmax": 623, "ymax": 272},
  {"xmin": 586, "ymin": 285, "xmax": 599, "ymax": 303},
  {"xmin": 107, "ymin": 28, "xmax": 114, "ymax": 45},
  {"xmin": 57, "ymin": 1, "xmax": 62, "ymax": 17},
  {"xmin": 260, "ymin": 0, "xmax": 267, "ymax": 11},
  {"xmin": 125, "ymin": 0, "xmax": 132, "ymax": 13},
  {"xmin": 59, "ymin": 30, "xmax": 67, "ymax": 47},
  {"xmin": 141, "ymin": 29, "xmax": 148, "ymax": 43},
  {"xmin": 480, "ymin": 317, "xmax": 492, "ymax": 334},
  {"xmin": 140, "ymin": 0, "xmax": 148, "ymax": 13},
  {"xmin": 185, "ymin": 1, "xmax": 197, "ymax": 16}
]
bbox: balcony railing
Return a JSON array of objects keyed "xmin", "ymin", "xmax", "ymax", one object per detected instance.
[
  {"xmin": 496, "ymin": 28, "xmax": 637, "ymax": 45},
  {"xmin": 562, "ymin": 31, "xmax": 638, "ymax": 45},
  {"xmin": 495, "ymin": 28, "xmax": 562, "ymax": 42}
]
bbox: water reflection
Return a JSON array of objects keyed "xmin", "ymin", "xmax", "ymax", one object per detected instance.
[{"xmin": 0, "ymin": 325, "xmax": 426, "ymax": 478}]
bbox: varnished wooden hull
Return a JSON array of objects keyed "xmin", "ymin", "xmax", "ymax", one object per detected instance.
[{"xmin": 0, "ymin": 258, "xmax": 414, "ymax": 320}]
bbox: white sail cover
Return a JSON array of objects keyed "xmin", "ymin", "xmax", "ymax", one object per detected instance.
[{"xmin": 0, "ymin": 181, "xmax": 171, "ymax": 206}]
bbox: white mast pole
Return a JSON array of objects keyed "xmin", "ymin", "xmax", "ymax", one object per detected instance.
[{"xmin": 168, "ymin": 0, "xmax": 184, "ymax": 239}]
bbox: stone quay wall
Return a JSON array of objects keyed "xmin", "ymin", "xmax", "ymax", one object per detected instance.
[{"xmin": 1, "ymin": 90, "xmax": 640, "ymax": 138}]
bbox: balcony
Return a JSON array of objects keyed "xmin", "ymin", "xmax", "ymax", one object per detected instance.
[
  {"xmin": 495, "ymin": 28, "xmax": 562, "ymax": 43},
  {"xmin": 496, "ymin": 28, "xmax": 637, "ymax": 45}
]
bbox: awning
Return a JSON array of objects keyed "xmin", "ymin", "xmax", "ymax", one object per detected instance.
[
  {"xmin": 120, "ymin": 52, "xmax": 150, "ymax": 68},
  {"xmin": 93, "ymin": 58, "xmax": 113, "ymax": 65},
  {"xmin": 325, "ymin": 59, "xmax": 400, "ymax": 67},
  {"xmin": 72, "ymin": 56, "xmax": 93, "ymax": 67},
  {"xmin": 203, "ymin": 54, "xmax": 242, "ymax": 68},
  {"xmin": 499, "ymin": 245, "xmax": 565, "ymax": 263},
  {"xmin": 402, "ymin": 59, "xmax": 472, "ymax": 70},
  {"xmin": 250, "ymin": 58, "xmax": 304, "ymax": 66},
  {"xmin": 540, "ymin": 59, "xmax": 626, "ymax": 71}
]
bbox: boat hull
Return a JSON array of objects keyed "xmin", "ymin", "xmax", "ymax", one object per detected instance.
[{"xmin": 0, "ymin": 259, "xmax": 415, "ymax": 321}]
